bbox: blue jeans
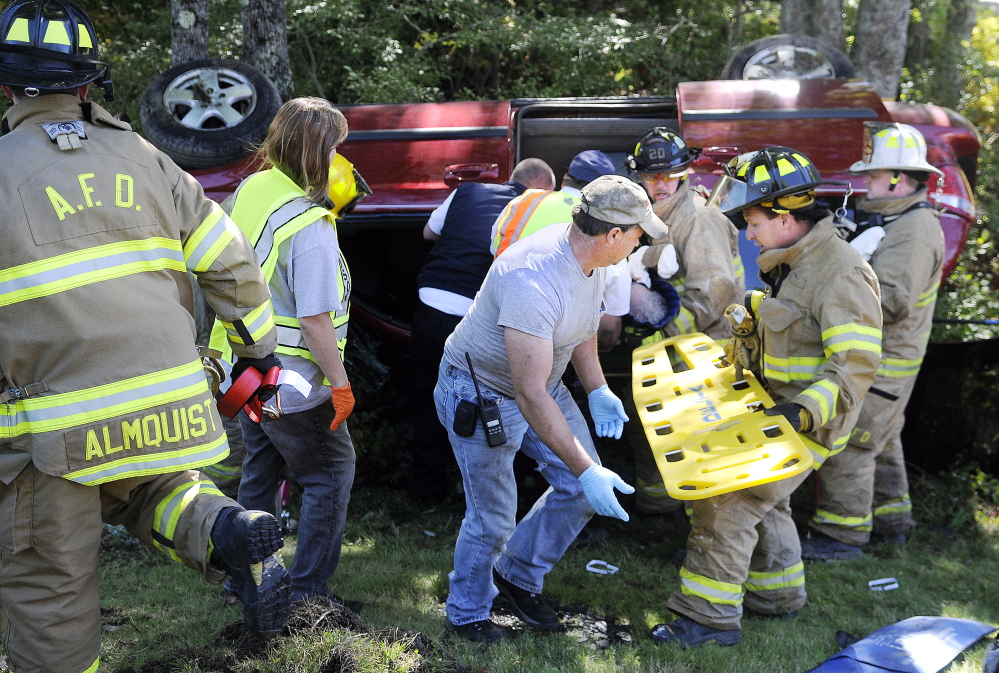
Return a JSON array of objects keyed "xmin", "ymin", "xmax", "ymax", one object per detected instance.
[
  {"xmin": 237, "ymin": 400, "xmax": 355, "ymax": 601},
  {"xmin": 435, "ymin": 362, "xmax": 597, "ymax": 626}
]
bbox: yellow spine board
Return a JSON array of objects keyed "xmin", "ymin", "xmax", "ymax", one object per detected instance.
[{"xmin": 632, "ymin": 333, "xmax": 816, "ymax": 500}]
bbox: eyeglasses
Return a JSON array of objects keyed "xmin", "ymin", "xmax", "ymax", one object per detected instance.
[{"xmin": 638, "ymin": 171, "xmax": 686, "ymax": 184}]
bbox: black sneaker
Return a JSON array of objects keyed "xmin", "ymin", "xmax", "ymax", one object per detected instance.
[
  {"xmin": 211, "ymin": 508, "xmax": 291, "ymax": 640},
  {"xmin": 446, "ymin": 618, "xmax": 508, "ymax": 642},
  {"xmin": 800, "ymin": 531, "xmax": 863, "ymax": 561},
  {"xmin": 650, "ymin": 616, "xmax": 741, "ymax": 648},
  {"xmin": 493, "ymin": 569, "xmax": 560, "ymax": 631}
]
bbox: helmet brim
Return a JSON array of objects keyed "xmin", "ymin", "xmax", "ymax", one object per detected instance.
[
  {"xmin": 848, "ymin": 159, "xmax": 944, "ymax": 178},
  {"xmin": 707, "ymin": 175, "xmax": 825, "ymax": 214}
]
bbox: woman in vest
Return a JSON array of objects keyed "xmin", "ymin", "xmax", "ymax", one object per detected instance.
[{"xmin": 224, "ymin": 98, "xmax": 357, "ymax": 605}]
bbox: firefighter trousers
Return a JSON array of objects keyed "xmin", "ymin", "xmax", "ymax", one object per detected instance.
[
  {"xmin": 666, "ymin": 469, "xmax": 810, "ymax": 630},
  {"xmin": 0, "ymin": 464, "xmax": 236, "ymax": 673},
  {"xmin": 622, "ymin": 390, "xmax": 683, "ymax": 515},
  {"xmin": 811, "ymin": 375, "xmax": 918, "ymax": 546}
]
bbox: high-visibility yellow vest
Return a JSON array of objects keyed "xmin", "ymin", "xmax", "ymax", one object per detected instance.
[
  {"xmin": 210, "ymin": 168, "xmax": 350, "ymax": 366},
  {"xmin": 491, "ymin": 189, "xmax": 580, "ymax": 257}
]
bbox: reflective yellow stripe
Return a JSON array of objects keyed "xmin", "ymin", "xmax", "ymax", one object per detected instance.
[
  {"xmin": 733, "ymin": 253, "xmax": 744, "ymax": 282},
  {"xmin": 201, "ymin": 462, "xmax": 242, "ymax": 478},
  {"xmin": 877, "ymin": 357, "xmax": 922, "ymax": 378},
  {"xmin": 874, "ymin": 494, "xmax": 912, "ymax": 516},
  {"xmin": 184, "ymin": 205, "xmax": 238, "ymax": 272},
  {"xmin": 671, "ymin": 306, "xmax": 696, "ymax": 334},
  {"xmin": 822, "ymin": 323, "xmax": 882, "ymax": 356},
  {"xmin": 813, "ymin": 509, "xmax": 872, "ymax": 532},
  {"xmin": 800, "ymin": 379, "xmax": 840, "ymax": 426},
  {"xmin": 43, "ymin": 19, "xmax": 72, "ymax": 46},
  {"xmin": 0, "ymin": 361, "xmax": 207, "ymax": 437},
  {"xmin": 916, "ymin": 281, "xmax": 939, "ymax": 308},
  {"xmin": 0, "ymin": 238, "xmax": 185, "ymax": 307},
  {"xmin": 671, "ymin": 276, "xmax": 687, "ymax": 296},
  {"xmin": 763, "ymin": 354, "xmax": 825, "ymax": 382},
  {"xmin": 811, "ymin": 433, "xmax": 849, "ymax": 467},
  {"xmin": 220, "ymin": 300, "xmax": 275, "ymax": 345},
  {"xmin": 64, "ymin": 433, "xmax": 229, "ymax": 486},
  {"xmin": 639, "ymin": 329, "xmax": 666, "ymax": 346},
  {"xmin": 6, "ymin": 18, "xmax": 30, "ymax": 42},
  {"xmin": 636, "ymin": 477, "xmax": 669, "ymax": 498},
  {"xmin": 79, "ymin": 657, "xmax": 100, "ymax": 673},
  {"xmin": 745, "ymin": 562, "xmax": 805, "ymax": 592},
  {"xmin": 679, "ymin": 566, "xmax": 743, "ymax": 606},
  {"xmin": 77, "ymin": 23, "xmax": 93, "ymax": 49},
  {"xmin": 153, "ymin": 480, "xmax": 225, "ymax": 562}
]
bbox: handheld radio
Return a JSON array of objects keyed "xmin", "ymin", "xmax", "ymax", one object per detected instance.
[{"xmin": 465, "ymin": 352, "xmax": 507, "ymax": 447}]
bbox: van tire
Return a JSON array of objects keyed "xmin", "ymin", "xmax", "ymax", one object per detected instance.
[
  {"xmin": 140, "ymin": 58, "xmax": 281, "ymax": 169},
  {"xmin": 721, "ymin": 34, "xmax": 855, "ymax": 80}
]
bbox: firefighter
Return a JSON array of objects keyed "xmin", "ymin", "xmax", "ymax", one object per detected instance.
[
  {"xmin": 650, "ymin": 148, "xmax": 882, "ymax": 647},
  {"xmin": 627, "ymin": 127, "xmax": 744, "ymax": 340},
  {"xmin": 625, "ymin": 128, "xmax": 745, "ymax": 516},
  {"xmin": 0, "ymin": 2, "xmax": 291, "ymax": 671},
  {"xmin": 802, "ymin": 123, "xmax": 945, "ymax": 559}
]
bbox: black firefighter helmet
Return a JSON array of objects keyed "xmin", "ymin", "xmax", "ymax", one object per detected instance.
[
  {"xmin": 0, "ymin": 0, "xmax": 113, "ymax": 100},
  {"xmin": 627, "ymin": 127, "xmax": 698, "ymax": 177}
]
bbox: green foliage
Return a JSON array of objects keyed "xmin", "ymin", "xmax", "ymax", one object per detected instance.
[
  {"xmin": 38, "ymin": 482, "xmax": 999, "ymax": 672},
  {"xmin": 929, "ymin": 7, "xmax": 999, "ymax": 342},
  {"xmin": 284, "ymin": 0, "xmax": 756, "ymax": 104}
]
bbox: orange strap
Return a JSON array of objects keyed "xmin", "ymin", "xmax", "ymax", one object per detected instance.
[{"xmin": 217, "ymin": 366, "xmax": 281, "ymax": 423}]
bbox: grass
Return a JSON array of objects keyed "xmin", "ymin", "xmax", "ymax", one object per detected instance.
[{"xmin": 3, "ymin": 459, "xmax": 998, "ymax": 673}]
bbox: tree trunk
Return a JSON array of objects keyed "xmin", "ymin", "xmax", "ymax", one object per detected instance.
[
  {"xmin": 241, "ymin": 0, "xmax": 293, "ymax": 101},
  {"xmin": 170, "ymin": 0, "xmax": 208, "ymax": 66},
  {"xmin": 935, "ymin": 0, "xmax": 977, "ymax": 108},
  {"xmin": 780, "ymin": 0, "xmax": 845, "ymax": 49},
  {"xmin": 852, "ymin": 0, "xmax": 911, "ymax": 99},
  {"xmin": 903, "ymin": 0, "xmax": 932, "ymax": 73}
]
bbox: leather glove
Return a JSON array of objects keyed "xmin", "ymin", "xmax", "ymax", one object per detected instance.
[
  {"xmin": 329, "ymin": 383, "xmax": 355, "ymax": 432},
  {"xmin": 577, "ymin": 464, "xmax": 635, "ymax": 521},
  {"xmin": 723, "ymin": 303, "xmax": 761, "ymax": 376},
  {"xmin": 230, "ymin": 354, "xmax": 281, "ymax": 382},
  {"xmin": 587, "ymin": 384, "xmax": 629, "ymax": 440},
  {"xmin": 764, "ymin": 402, "xmax": 813, "ymax": 433}
]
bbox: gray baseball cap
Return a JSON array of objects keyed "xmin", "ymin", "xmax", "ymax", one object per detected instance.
[{"xmin": 580, "ymin": 175, "xmax": 668, "ymax": 239}]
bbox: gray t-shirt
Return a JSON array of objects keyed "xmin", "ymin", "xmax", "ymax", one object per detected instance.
[
  {"xmin": 270, "ymin": 217, "xmax": 348, "ymax": 413},
  {"xmin": 443, "ymin": 224, "xmax": 605, "ymax": 398}
]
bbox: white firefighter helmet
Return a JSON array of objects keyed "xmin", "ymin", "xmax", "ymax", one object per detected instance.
[{"xmin": 849, "ymin": 122, "xmax": 943, "ymax": 177}]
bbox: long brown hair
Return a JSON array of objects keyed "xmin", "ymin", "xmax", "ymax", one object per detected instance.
[{"xmin": 256, "ymin": 97, "xmax": 348, "ymax": 205}]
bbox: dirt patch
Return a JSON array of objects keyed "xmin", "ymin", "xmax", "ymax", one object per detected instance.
[
  {"xmin": 100, "ymin": 525, "xmax": 163, "ymax": 568},
  {"xmin": 489, "ymin": 596, "xmax": 633, "ymax": 649},
  {"xmin": 116, "ymin": 598, "xmax": 469, "ymax": 673}
]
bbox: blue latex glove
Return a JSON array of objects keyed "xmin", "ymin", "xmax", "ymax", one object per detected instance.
[
  {"xmin": 587, "ymin": 384, "xmax": 629, "ymax": 440},
  {"xmin": 578, "ymin": 464, "xmax": 635, "ymax": 521}
]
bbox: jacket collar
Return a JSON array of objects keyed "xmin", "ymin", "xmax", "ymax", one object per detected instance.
[
  {"xmin": 3, "ymin": 94, "xmax": 129, "ymax": 133},
  {"xmin": 857, "ymin": 187, "xmax": 929, "ymax": 216},
  {"xmin": 757, "ymin": 214, "xmax": 836, "ymax": 273}
]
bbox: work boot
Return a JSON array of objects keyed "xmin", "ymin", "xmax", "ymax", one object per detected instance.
[
  {"xmin": 650, "ymin": 616, "xmax": 741, "ymax": 648},
  {"xmin": 801, "ymin": 531, "xmax": 863, "ymax": 561},
  {"xmin": 493, "ymin": 569, "xmax": 560, "ymax": 631},
  {"xmin": 744, "ymin": 607, "xmax": 798, "ymax": 620},
  {"xmin": 211, "ymin": 507, "xmax": 291, "ymax": 640},
  {"xmin": 446, "ymin": 618, "xmax": 508, "ymax": 642},
  {"xmin": 867, "ymin": 532, "xmax": 906, "ymax": 546}
]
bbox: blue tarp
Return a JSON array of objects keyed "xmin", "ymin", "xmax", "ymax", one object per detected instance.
[{"xmin": 809, "ymin": 616, "xmax": 995, "ymax": 673}]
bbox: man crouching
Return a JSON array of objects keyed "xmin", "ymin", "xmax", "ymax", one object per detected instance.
[{"xmin": 435, "ymin": 175, "xmax": 668, "ymax": 641}]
